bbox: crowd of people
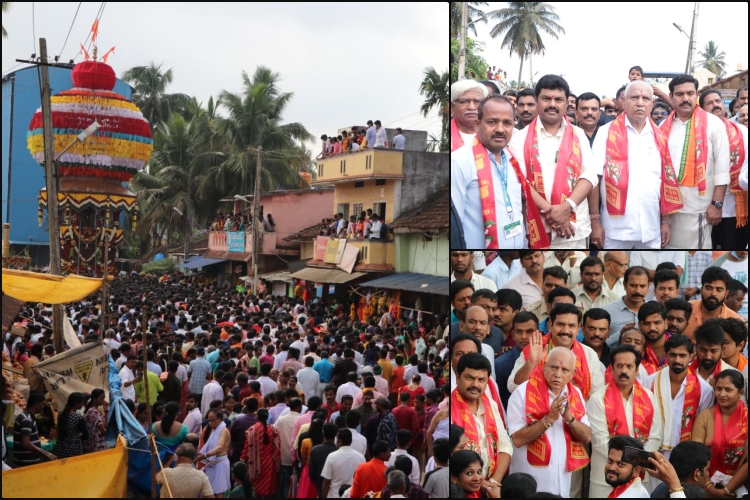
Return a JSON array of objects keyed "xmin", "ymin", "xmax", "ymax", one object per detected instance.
[
  {"xmin": 209, "ymin": 211, "xmax": 276, "ymax": 234},
  {"xmin": 451, "ymin": 66, "xmax": 749, "ymax": 250},
  {"xmin": 3, "ymin": 272, "xmax": 450, "ymax": 498},
  {"xmin": 318, "ymin": 209, "xmax": 388, "ymax": 241},
  {"xmin": 318, "ymin": 121, "xmax": 406, "ymax": 159},
  {"xmin": 449, "ymin": 250, "xmax": 749, "ymax": 498}
]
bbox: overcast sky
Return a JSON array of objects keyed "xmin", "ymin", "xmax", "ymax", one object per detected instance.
[
  {"xmin": 2, "ymin": 2, "xmax": 447, "ymax": 157},
  {"xmin": 471, "ymin": 2, "xmax": 748, "ymax": 98}
]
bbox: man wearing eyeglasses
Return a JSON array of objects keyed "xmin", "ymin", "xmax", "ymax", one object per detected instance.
[
  {"xmin": 651, "ymin": 102, "xmax": 670, "ymax": 125},
  {"xmin": 450, "ymin": 80, "xmax": 488, "ymax": 152},
  {"xmin": 602, "ymin": 251, "xmax": 628, "ymax": 299}
]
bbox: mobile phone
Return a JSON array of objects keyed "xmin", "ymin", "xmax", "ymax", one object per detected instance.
[{"xmin": 621, "ymin": 446, "xmax": 654, "ymax": 469}]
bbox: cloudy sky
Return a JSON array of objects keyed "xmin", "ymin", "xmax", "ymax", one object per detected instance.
[
  {"xmin": 471, "ymin": 2, "xmax": 748, "ymax": 98},
  {"xmin": 2, "ymin": 2, "xmax": 447, "ymax": 156}
]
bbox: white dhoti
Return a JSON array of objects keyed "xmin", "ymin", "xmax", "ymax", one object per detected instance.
[
  {"xmin": 604, "ymin": 235, "xmax": 661, "ymax": 249},
  {"xmin": 666, "ymin": 212, "xmax": 712, "ymax": 249},
  {"xmin": 549, "ymin": 237, "xmax": 587, "ymax": 249},
  {"xmin": 200, "ymin": 421, "xmax": 231, "ymax": 495}
]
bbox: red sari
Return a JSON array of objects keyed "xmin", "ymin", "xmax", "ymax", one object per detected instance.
[{"xmin": 241, "ymin": 422, "xmax": 281, "ymax": 497}]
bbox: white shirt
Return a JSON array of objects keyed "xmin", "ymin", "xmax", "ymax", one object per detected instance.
[
  {"xmin": 419, "ymin": 375, "xmax": 436, "ymax": 392},
  {"xmin": 592, "ymin": 116, "xmax": 664, "ymax": 243},
  {"xmin": 393, "ymin": 134, "xmax": 406, "ymax": 150},
  {"xmin": 507, "ymin": 381, "xmax": 591, "ymax": 497},
  {"xmin": 183, "ymin": 407, "xmax": 202, "ymax": 435},
  {"xmin": 602, "ymin": 276, "xmax": 626, "ymax": 300},
  {"xmin": 296, "ymin": 367, "xmax": 321, "ymax": 402},
  {"xmin": 274, "ymin": 350, "xmax": 289, "ymax": 371},
  {"xmin": 501, "ymin": 269, "xmax": 542, "ymax": 308},
  {"xmin": 387, "ymin": 449, "xmax": 421, "ymax": 484},
  {"xmin": 663, "ymin": 111, "xmax": 730, "ymax": 213},
  {"xmin": 468, "ymin": 396, "xmax": 513, "ymax": 478},
  {"xmin": 507, "ymin": 341, "xmax": 604, "ymax": 398},
  {"xmin": 291, "ymin": 340, "xmax": 307, "ymax": 362},
  {"xmin": 509, "ymin": 119, "xmax": 599, "ymax": 244},
  {"xmin": 451, "ymin": 270, "xmax": 498, "ymax": 293},
  {"xmin": 119, "ymin": 365, "xmax": 136, "ymax": 401},
  {"xmin": 630, "ymin": 251, "xmax": 685, "ymax": 301},
  {"xmin": 348, "ymin": 427, "xmax": 368, "ymax": 457},
  {"xmin": 320, "ymin": 446, "xmax": 366, "ymax": 498},
  {"xmin": 615, "ymin": 477, "xmax": 650, "ymax": 498},
  {"xmin": 201, "ymin": 380, "xmax": 224, "ymax": 417},
  {"xmin": 336, "ymin": 381, "xmax": 360, "ymax": 403},
  {"xmin": 483, "ymin": 255, "xmax": 523, "ymax": 290},
  {"xmin": 720, "ymin": 122, "xmax": 748, "ymax": 217},
  {"xmin": 643, "ymin": 368, "xmax": 714, "ymax": 459},
  {"xmin": 544, "ymin": 251, "xmax": 588, "ymax": 287},
  {"xmin": 586, "ymin": 383, "xmax": 663, "ymax": 490},
  {"xmin": 375, "ymin": 127, "xmax": 388, "ymax": 147},
  {"xmin": 721, "ymin": 258, "xmax": 748, "ymax": 321},
  {"xmin": 451, "ymin": 145, "xmax": 527, "ymax": 249},
  {"xmin": 369, "ymin": 220, "xmax": 382, "ymax": 239},
  {"xmin": 258, "ymin": 376, "xmax": 278, "ymax": 397}
]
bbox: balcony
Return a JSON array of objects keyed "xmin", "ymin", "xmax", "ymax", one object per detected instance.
[
  {"xmin": 346, "ymin": 239, "xmax": 395, "ymax": 266},
  {"xmin": 313, "ymin": 149, "xmax": 404, "ymax": 184},
  {"xmin": 207, "ymin": 230, "xmax": 279, "ymax": 257}
]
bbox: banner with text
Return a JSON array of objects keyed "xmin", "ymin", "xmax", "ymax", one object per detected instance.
[{"xmin": 227, "ymin": 231, "xmax": 245, "ymax": 253}]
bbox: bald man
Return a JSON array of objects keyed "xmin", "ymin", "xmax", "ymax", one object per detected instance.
[
  {"xmin": 459, "ymin": 305, "xmax": 497, "ymax": 380},
  {"xmin": 590, "ymin": 81, "xmax": 683, "ymax": 249},
  {"xmin": 603, "ymin": 251, "xmax": 628, "ymax": 298},
  {"xmin": 450, "ymin": 80, "xmax": 489, "ymax": 152}
]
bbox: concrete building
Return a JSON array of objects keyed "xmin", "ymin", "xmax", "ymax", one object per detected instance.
[{"xmin": 1, "ymin": 67, "xmax": 133, "ymax": 266}]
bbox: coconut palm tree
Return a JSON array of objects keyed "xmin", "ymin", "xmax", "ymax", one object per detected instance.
[
  {"xmin": 2, "ymin": 2, "xmax": 10, "ymax": 38},
  {"xmin": 121, "ymin": 62, "xmax": 191, "ymax": 131},
  {"xmin": 201, "ymin": 66, "xmax": 314, "ymax": 197},
  {"xmin": 450, "ymin": 2, "xmax": 489, "ymax": 38},
  {"xmin": 697, "ymin": 40, "xmax": 727, "ymax": 78},
  {"xmin": 487, "ymin": 2, "xmax": 564, "ymax": 87},
  {"xmin": 419, "ymin": 67, "xmax": 449, "ymax": 152}
]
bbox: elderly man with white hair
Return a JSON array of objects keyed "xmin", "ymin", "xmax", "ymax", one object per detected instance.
[
  {"xmin": 450, "ymin": 79, "xmax": 488, "ymax": 152},
  {"xmin": 589, "ymin": 80, "xmax": 685, "ymax": 249},
  {"xmin": 506, "ymin": 345, "xmax": 592, "ymax": 497}
]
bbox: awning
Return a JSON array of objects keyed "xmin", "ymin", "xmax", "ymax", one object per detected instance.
[
  {"xmin": 258, "ymin": 270, "xmax": 293, "ymax": 282},
  {"xmin": 359, "ymin": 272, "xmax": 448, "ymax": 296},
  {"xmin": 177, "ymin": 257, "xmax": 226, "ymax": 269},
  {"xmin": 290, "ymin": 267, "xmax": 366, "ymax": 284},
  {"xmin": 2, "ymin": 269, "xmax": 110, "ymax": 304},
  {"xmin": 204, "ymin": 250, "xmax": 252, "ymax": 262}
]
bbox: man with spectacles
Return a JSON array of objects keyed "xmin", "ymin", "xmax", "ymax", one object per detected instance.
[
  {"xmin": 450, "ymin": 80, "xmax": 488, "ymax": 152},
  {"xmin": 602, "ymin": 251, "xmax": 628, "ymax": 300},
  {"xmin": 651, "ymin": 102, "xmax": 670, "ymax": 125}
]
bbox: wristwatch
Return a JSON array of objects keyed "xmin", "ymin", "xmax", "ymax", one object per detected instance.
[
  {"xmin": 565, "ymin": 416, "xmax": 576, "ymax": 425},
  {"xmin": 711, "ymin": 200, "xmax": 723, "ymax": 209}
]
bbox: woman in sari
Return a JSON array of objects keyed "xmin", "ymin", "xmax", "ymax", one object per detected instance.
[
  {"xmin": 196, "ymin": 408, "xmax": 231, "ymax": 497},
  {"xmin": 241, "ymin": 408, "xmax": 280, "ymax": 498},
  {"xmin": 297, "ymin": 416, "xmax": 325, "ymax": 498},
  {"xmin": 83, "ymin": 389, "xmax": 109, "ymax": 453}
]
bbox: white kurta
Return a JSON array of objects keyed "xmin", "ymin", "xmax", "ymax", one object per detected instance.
[
  {"xmin": 507, "ymin": 381, "xmax": 591, "ymax": 497},
  {"xmin": 451, "ymin": 271, "xmax": 499, "ymax": 293},
  {"xmin": 591, "ymin": 116, "xmax": 663, "ymax": 244},
  {"xmin": 471, "ymin": 396, "xmax": 514, "ymax": 478},
  {"xmin": 509, "ymin": 119, "xmax": 599, "ymax": 246},
  {"xmin": 615, "ymin": 477, "xmax": 651, "ymax": 498},
  {"xmin": 507, "ymin": 341, "xmax": 604, "ymax": 400},
  {"xmin": 720, "ymin": 122, "xmax": 748, "ymax": 217},
  {"xmin": 586, "ymin": 384, "xmax": 663, "ymax": 498}
]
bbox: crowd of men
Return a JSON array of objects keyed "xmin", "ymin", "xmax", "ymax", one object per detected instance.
[
  {"xmin": 450, "ymin": 250, "xmax": 749, "ymax": 498},
  {"xmin": 451, "ymin": 67, "xmax": 749, "ymax": 250},
  {"xmin": 3, "ymin": 273, "xmax": 450, "ymax": 498},
  {"xmin": 318, "ymin": 209, "xmax": 388, "ymax": 241},
  {"xmin": 318, "ymin": 121, "xmax": 406, "ymax": 159}
]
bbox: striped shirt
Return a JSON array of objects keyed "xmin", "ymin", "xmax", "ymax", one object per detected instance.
[
  {"xmin": 187, "ymin": 357, "xmax": 212, "ymax": 394},
  {"xmin": 13, "ymin": 410, "xmax": 42, "ymax": 466},
  {"xmin": 681, "ymin": 251, "xmax": 713, "ymax": 299}
]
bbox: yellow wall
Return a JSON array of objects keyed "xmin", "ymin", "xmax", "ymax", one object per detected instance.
[
  {"xmin": 347, "ymin": 240, "xmax": 395, "ymax": 265},
  {"xmin": 316, "ymin": 150, "xmax": 403, "ymax": 182},
  {"xmin": 333, "ymin": 179, "xmax": 396, "ymax": 223}
]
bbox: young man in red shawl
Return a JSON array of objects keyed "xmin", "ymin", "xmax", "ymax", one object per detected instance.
[
  {"xmin": 450, "ymin": 80, "xmax": 488, "ymax": 152},
  {"xmin": 508, "ymin": 74, "xmax": 599, "ymax": 249},
  {"xmin": 506, "ymin": 346, "xmax": 592, "ymax": 497},
  {"xmin": 451, "ymin": 352, "xmax": 513, "ymax": 492},
  {"xmin": 589, "ymin": 81, "xmax": 684, "ymax": 249},
  {"xmin": 699, "ymin": 88, "xmax": 748, "ymax": 249},
  {"xmin": 660, "ymin": 74, "xmax": 730, "ymax": 249},
  {"xmin": 586, "ymin": 344, "xmax": 663, "ymax": 497},
  {"xmin": 602, "ymin": 435, "xmax": 652, "ymax": 498},
  {"xmin": 508, "ymin": 303, "xmax": 604, "ymax": 401}
]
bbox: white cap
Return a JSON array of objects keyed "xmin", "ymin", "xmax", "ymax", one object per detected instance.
[
  {"xmin": 473, "ymin": 251, "xmax": 487, "ymax": 271},
  {"xmin": 451, "ymin": 80, "xmax": 489, "ymax": 103}
]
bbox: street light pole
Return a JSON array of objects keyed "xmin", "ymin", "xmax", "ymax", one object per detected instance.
[
  {"xmin": 251, "ymin": 147, "xmax": 262, "ymax": 296},
  {"xmin": 458, "ymin": 1, "xmax": 468, "ymax": 79},
  {"xmin": 687, "ymin": 2, "xmax": 700, "ymax": 74}
]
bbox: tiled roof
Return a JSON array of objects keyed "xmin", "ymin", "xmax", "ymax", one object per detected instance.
[
  {"xmin": 283, "ymin": 224, "xmax": 323, "ymax": 242},
  {"xmin": 391, "ymin": 188, "xmax": 448, "ymax": 233},
  {"xmin": 2, "ymin": 294, "xmax": 26, "ymax": 334}
]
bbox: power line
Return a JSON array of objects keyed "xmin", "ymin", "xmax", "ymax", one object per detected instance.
[{"xmin": 59, "ymin": 2, "xmax": 83, "ymax": 61}]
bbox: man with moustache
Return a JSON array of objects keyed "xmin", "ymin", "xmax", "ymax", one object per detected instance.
[
  {"xmin": 689, "ymin": 319, "xmax": 737, "ymax": 386},
  {"xmin": 509, "ymin": 75, "xmax": 598, "ymax": 249},
  {"xmin": 525, "ymin": 265, "xmax": 570, "ymax": 326},
  {"xmin": 586, "ymin": 345, "xmax": 662, "ymax": 497},
  {"xmin": 452, "ymin": 95, "xmax": 550, "ymax": 249},
  {"xmin": 700, "ymin": 89, "xmax": 748, "ymax": 249},
  {"xmin": 450, "ymin": 80, "xmax": 488, "ymax": 152},
  {"xmin": 617, "ymin": 328, "xmax": 651, "ymax": 383},
  {"xmin": 506, "ymin": 347, "xmax": 592, "ymax": 497},
  {"xmin": 603, "ymin": 266, "xmax": 651, "ymax": 347},
  {"xmin": 449, "ymin": 279, "xmax": 474, "ymax": 324},
  {"xmin": 451, "ymin": 251, "xmax": 497, "ymax": 292},
  {"xmin": 502, "ymin": 250, "xmax": 545, "ymax": 309},
  {"xmin": 638, "ymin": 301, "xmax": 671, "ymax": 376},
  {"xmin": 451, "ymin": 353, "xmax": 514, "ymax": 490},
  {"xmin": 664, "ymin": 298, "xmax": 693, "ymax": 337},
  {"xmin": 494, "ymin": 311, "xmax": 538, "ymax": 411},
  {"xmin": 652, "ymin": 269, "xmax": 681, "ymax": 304},
  {"xmin": 590, "ymin": 81, "xmax": 684, "ymax": 249},
  {"xmin": 581, "ymin": 308, "xmax": 613, "ymax": 369},
  {"xmin": 682, "ymin": 267, "xmax": 742, "ymax": 341},
  {"xmin": 644, "ymin": 335, "xmax": 714, "ymax": 463},
  {"xmin": 536, "ymin": 287, "xmax": 581, "ymax": 341},
  {"xmin": 515, "ymin": 88, "xmax": 537, "ymax": 131},
  {"xmin": 573, "ymin": 256, "xmax": 619, "ymax": 312},
  {"xmin": 508, "ymin": 303, "xmax": 604, "ymax": 400},
  {"xmin": 601, "ymin": 436, "xmax": 652, "ymax": 498},
  {"xmin": 660, "ymin": 75, "xmax": 730, "ymax": 249},
  {"xmin": 575, "ymin": 92, "xmax": 603, "ymax": 148},
  {"xmin": 602, "ymin": 251, "xmax": 628, "ymax": 299}
]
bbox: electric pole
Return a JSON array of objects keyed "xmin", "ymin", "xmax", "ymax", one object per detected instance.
[
  {"xmin": 458, "ymin": 2, "xmax": 468, "ymax": 79},
  {"xmin": 687, "ymin": 2, "xmax": 700, "ymax": 74},
  {"xmin": 39, "ymin": 38, "xmax": 65, "ymax": 354},
  {"xmin": 251, "ymin": 147, "xmax": 262, "ymax": 296}
]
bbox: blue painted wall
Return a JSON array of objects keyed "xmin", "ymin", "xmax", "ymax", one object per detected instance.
[{"xmin": 1, "ymin": 66, "xmax": 133, "ymax": 245}]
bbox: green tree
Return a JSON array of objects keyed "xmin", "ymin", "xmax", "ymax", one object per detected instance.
[
  {"xmin": 2, "ymin": 3, "xmax": 10, "ymax": 38},
  {"xmin": 450, "ymin": 37, "xmax": 489, "ymax": 83},
  {"xmin": 121, "ymin": 62, "xmax": 191, "ymax": 132},
  {"xmin": 450, "ymin": 2, "xmax": 489, "ymax": 38},
  {"xmin": 487, "ymin": 2, "xmax": 564, "ymax": 87},
  {"xmin": 697, "ymin": 40, "xmax": 727, "ymax": 78},
  {"xmin": 419, "ymin": 67, "xmax": 449, "ymax": 152}
]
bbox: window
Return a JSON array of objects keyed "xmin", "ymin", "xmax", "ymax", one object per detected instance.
[
  {"xmin": 354, "ymin": 181, "xmax": 364, "ymax": 188},
  {"xmin": 337, "ymin": 203, "xmax": 349, "ymax": 221},
  {"xmin": 353, "ymin": 203, "xmax": 363, "ymax": 217},
  {"xmin": 375, "ymin": 179, "xmax": 386, "ymax": 186},
  {"xmin": 373, "ymin": 202, "xmax": 386, "ymax": 220}
]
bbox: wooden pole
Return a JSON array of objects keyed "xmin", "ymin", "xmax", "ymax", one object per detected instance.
[
  {"xmin": 141, "ymin": 305, "xmax": 156, "ymax": 498},
  {"xmin": 101, "ymin": 201, "xmax": 109, "ymax": 336}
]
